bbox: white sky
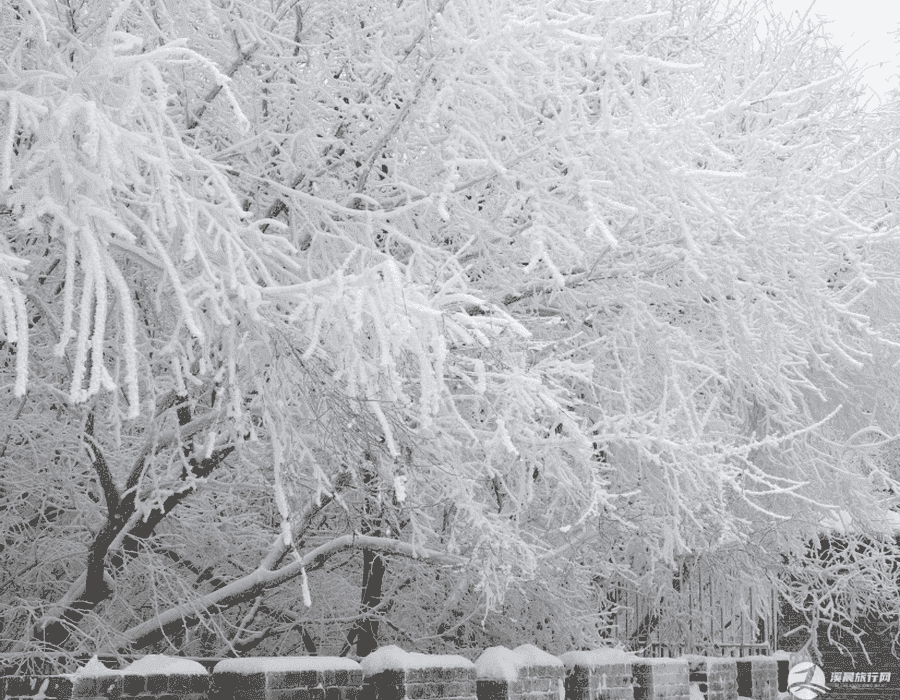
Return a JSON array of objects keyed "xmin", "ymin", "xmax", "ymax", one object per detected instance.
[{"xmin": 767, "ymin": 0, "xmax": 900, "ymax": 101}]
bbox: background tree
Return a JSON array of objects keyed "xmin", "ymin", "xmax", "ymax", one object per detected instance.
[{"xmin": 2, "ymin": 0, "xmax": 900, "ymax": 670}]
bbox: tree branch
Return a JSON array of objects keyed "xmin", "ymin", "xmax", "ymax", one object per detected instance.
[
  {"xmin": 125, "ymin": 409, "xmax": 220, "ymax": 493},
  {"xmin": 35, "ymin": 421, "xmax": 234, "ymax": 651},
  {"xmin": 125, "ymin": 445, "xmax": 235, "ymax": 546},
  {"xmin": 84, "ymin": 412, "xmax": 120, "ymax": 517},
  {"xmin": 119, "ymin": 535, "xmax": 464, "ymax": 651}
]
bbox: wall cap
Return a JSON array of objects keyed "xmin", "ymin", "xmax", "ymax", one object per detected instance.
[
  {"xmin": 559, "ymin": 649, "xmax": 640, "ymax": 669},
  {"xmin": 476, "ymin": 645, "xmax": 562, "ymax": 681},
  {"xmin": 360, "ymin": 646, "xmax": 474, "ymax": 675},
  {"xmin": 214, "ymin": 656, "xmax": 362, "ymax": 674}
]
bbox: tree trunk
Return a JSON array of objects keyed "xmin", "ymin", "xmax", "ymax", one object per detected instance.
[
  {"xmin": 346, "ymin": 460, "xmax": 386, "ymax": 657},
  {"xmin": 355, "ymin": 547, "xmax": 385, "ymax": 656}
]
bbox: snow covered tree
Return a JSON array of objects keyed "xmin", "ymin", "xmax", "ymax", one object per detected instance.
[{"xmin": 3, "ymin": 0, "xmax": 900, "ymax": 670}]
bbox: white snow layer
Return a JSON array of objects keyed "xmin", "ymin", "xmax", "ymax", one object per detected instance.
[
  {"xmin": 476, "ymin": 647, "xmax": 525, "ymax": 682},
  {"xmin": 513, "ymin": 645, "xmax": 563, "ymax": 668},
  {"xmin": 559, "ymin": 649, "xmax": 640, "ymax": 669},
  {"xmin": 690, "ymin": 683, "xmax": 705, "ymax": 700},
  {"xmin": 71, "ymin": 656, "xmax": 121, "ymax": 677},
  {"xmin": 820, "ymin": 508, "xmax": 900, "ymax": 534},
  {"xmin": 476, "ymin": 645, "xmax": 562, "ymax": 681},
  {"xmin": 215, "ymin": 657, "xmax": 361, "ymax": 673},
  {"xmin": 122, "ymin": 654, "xmax": 208, "ymax": 675},
  {"xmin": 360, "ymin": 646, "xmax": 474, "ymax": 674}
]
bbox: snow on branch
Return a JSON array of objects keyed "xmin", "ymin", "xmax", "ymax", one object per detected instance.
[{"xmin": 119, "ymin": 534, "xmax": 463, "ymax": 650}]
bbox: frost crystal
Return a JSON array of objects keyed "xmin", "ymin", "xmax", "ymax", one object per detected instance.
[{"xmin": 394, "ymin": 474, "xmax": 408, "ymax": 503}]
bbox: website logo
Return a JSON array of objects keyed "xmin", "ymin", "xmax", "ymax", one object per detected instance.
[{"xmin": 788, "ymin": 663, "xmax": 829, "ymax": 700}]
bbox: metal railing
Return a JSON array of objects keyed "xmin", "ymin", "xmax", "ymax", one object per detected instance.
[{"xmin": 644, "ymin": 642, "xmax": 771, "ymax": 658}]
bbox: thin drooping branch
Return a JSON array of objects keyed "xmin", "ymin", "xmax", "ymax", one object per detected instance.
[{"xmin": 186, "ymin": 41, "xmax": 260, "ymax": 131}]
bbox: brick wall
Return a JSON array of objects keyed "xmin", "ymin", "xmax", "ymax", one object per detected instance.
[
  {"xmin": 2, "ymin": 673, "xmax": 126, "ymax": 700},
  {"xmin": 475, "ymin": 645, "xmax": 564, "ymax": 700},
  {"xmin": 213, "ymin": 656, "xmax": 362, "ymax": 700},
  {"xmin": 631, "ymin": 658, "xmax": 690, "ymax": 700},
  {"xmin": 1, "ymin": 655, "xmax": 210, "ymax": 700},
  {"xmin": 359, "ymin": 645, "xmax": 476, "ymax": 700},
  {"xmin": 560, "ymin": 649, "xmax": 636, "ymax": 700},
  {"xmin": 684, "ymin": 656, "xmax": 737, "ymax": 700},
  {"xmin": 0, "ymin": 648, "xmax": 785, "ymax": 700},
  {"xmin": 735, "ymin": 658, "xmax": 778, "ymax": 700},
  {"xmin": 0, "ymin": 655, "xmax": 361, "ymax": 700}
]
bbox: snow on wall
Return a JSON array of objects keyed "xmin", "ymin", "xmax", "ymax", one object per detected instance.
[
  {"xmin": 559, "ymin": 649, "xmax": 640, "ymax": 669},
  {"xmin": 475, "ymin": 645, "xmax": 564, "ymax": 681},
  {"xmin": 476, "ymin": 647, "xmax": 525, "ymax": 682},
  {"xmin": 640, "ymin": 657, "xmax": 690, "ymax": 666},
  {"xmin": 70, "ymin": 656, "xmax": 122, "ymax": 677},
  {"xmin": 214, "ymin": 656, "xmax": 361, "ymax": 674},
  {"xmin": 512, "ymin": 645, "xmax": 563, "ymax": 669},
  {"xmin": 360, "ymin": 645, "xmax": 474, "ymax": 674},
  {"xmin": 122, "ymin": 654, "xmax": 208, "ymax": 675}
]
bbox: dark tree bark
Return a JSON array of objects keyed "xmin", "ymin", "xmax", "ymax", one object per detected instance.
[
  {"xmin": 344, "ymin": 460, "xmax": 386, "ymax": 657},
  {"xmin": 35, "ymin": 398, "xmax": 233, "ymax": 651},
  {"xmin": 355, "ymin": 547, "xmax": 386, "ymax": 656}
]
